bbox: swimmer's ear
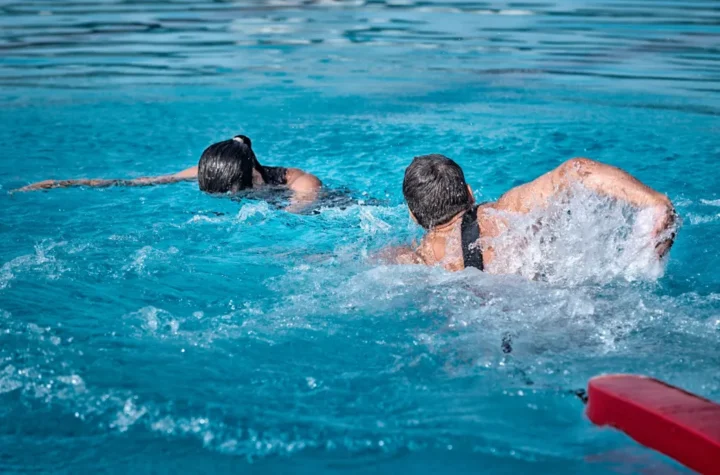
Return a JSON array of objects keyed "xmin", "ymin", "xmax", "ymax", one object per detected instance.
[
  {"xmin": 467, "ymin": 185, "xmax": 476, "ymax": 205},
  {"xmin": 409, "ymin": 210, "xmax": 419, "ymax": 225}
]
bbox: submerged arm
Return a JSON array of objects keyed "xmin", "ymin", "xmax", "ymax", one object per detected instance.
[
  {"xmin": 373, "ymin": 245, "xmax": 422, "ymax": 265},
  {"xmin": 14, "ymin": 166, "xmax": 198, "ymax": 192},
  {"xmin": 494, "ymin": 158, "xmax": 676, "ymax": 256}
]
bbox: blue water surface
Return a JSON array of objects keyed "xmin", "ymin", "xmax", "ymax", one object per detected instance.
[{"xmin": 0, "ymin": 0, "xmax": 719, "ymax": 473}]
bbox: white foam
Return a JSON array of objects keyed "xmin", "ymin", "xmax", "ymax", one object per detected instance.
[
  {"xmin": 0, "ymin": 365, "xmax": 23, "ymax": 394},
  {"xmin": 0, "ymin": 241, "xmax": 68, "ymax": 290},
  {"xmin": 56, "ymin": 374, "xmax": 87, "ymax": 398},
  {"xmin": 111, "ymin": 398, "xmax": 149, "ymax": 432},
  {"xmin": 236, "ymin": 201, "xmax": 272, "ymax": 224},
  {"xmin": 122, "ymin": 246, "xmax": 180, "ymax": 275},
  {"xmin": 485, "ymin": 185, "xmax": 671, "ymax": 285},
  {"xmin": 499, "ymin": 9, "xmax": 533, "ymax": 16},
  {"xmin": 123, "ymin": 246, "xmax": 153, "ymax": 273},
  {"xmin": 416, "ymin": 7, "xmax": 462, "ymax": 13},
  {"xmin": 359, "ymin": 207, "xmax": 392, "ymax": 235},
  {"xmin": 687, "ymin": 213, "xmax": 720, "ymax": 225},
  {"xmin": 186, "ymin": 214, "xmax": 226, "ymax": 225},
  {"xmin": 127, "ymin": 306, "xmax": 180, "ymax": 336}
]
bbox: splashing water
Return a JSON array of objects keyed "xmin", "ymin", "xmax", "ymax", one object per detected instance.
[{"xmin": 487, "ymin": 185, "xmax": 671, "ymax": 284}]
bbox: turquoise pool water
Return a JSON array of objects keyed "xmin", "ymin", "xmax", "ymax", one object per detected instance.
[{"xmin": 0, "ymin": 0, "xmax": 718, "ymax": 473}]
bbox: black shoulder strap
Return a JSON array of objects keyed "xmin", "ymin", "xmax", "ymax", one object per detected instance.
[{"xmin": 461, "ymin": 205, "xmax": 483, "ymax": 271}]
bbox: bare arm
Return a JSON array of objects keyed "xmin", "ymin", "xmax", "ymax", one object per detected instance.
[
  {"xmin": 494, "ymin": 158, "xmax": 676, "ymax": 256},
  {"xmin": 373, "ymin": 245, "xmax": 422, "ymax": 265},
  {"xmin": 495, "ymin": 158, "xmax": 670, "ymax": 212},
  {"xmin": 284, "ymin": 168, "xmax": 322, "ymax": 213},
  {"xmin": 13, "ymin": 166, "xmax": 198, "ymax": 192},
  {"xmin": 130, "ymin": 166, "xmax": 198, "ymax": 185}
]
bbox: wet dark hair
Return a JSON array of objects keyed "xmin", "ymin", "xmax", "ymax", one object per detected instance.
[
  {"xmin": 198, "ymin": 135, "xmax": 258, "ymax": 193},
  {"xmin": 402, "ymin": 154, "xmax": 472, "ymax": 229}
]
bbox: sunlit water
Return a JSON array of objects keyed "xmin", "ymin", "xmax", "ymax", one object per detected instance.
[{"xmin": 0, "ymin": 0, "xmax": 719, "ymax": 473}]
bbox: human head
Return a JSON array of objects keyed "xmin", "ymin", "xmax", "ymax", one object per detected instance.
[
  {"xmin": 402, "ymin": 154, "xmax": 473, "ymax": 229},
  {"xmin": 198, "ymin": 135, "xmax": 262, "ymax": 193}
]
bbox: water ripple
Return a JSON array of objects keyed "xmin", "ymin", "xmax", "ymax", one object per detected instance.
[{"xmin": 0, "ymin": 0, "xmax": 717, "ymax": 99}]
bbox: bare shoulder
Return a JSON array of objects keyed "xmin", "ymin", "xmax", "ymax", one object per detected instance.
[
  {"xmin": 476, "ymin": 201, "xmax": 496, "ymax": 215},
  {"xmin": 476, "ymin": 202, "xmax": 505, "ymax": 238},
  {"xmin": 286, "ymin": 168, "xmax": 322, "ymax": 192},
  {"xmin": 476, "ymin": 201, "xmax": 500, "ymax": 222},
  {"xmin": 285, "ymin": 168, "xmax": 304, "ymax": 183}
]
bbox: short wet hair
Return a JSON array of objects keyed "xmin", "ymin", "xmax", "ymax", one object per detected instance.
[
  {"xmin": 198, "ymin": 135, "xmax": 257, "ymax": 193},
  {"xmin": 403, "ymin": 154, "xmax": 472, "ymax": 229}
]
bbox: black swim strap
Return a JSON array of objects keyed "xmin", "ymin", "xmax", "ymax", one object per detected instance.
[{"xmin": 461, "ymin": 205, "xmax": 483, "ymax": 271}]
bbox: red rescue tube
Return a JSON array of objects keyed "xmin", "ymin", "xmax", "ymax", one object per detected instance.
[{"xmin": 587, "ymin": 374, "xmax": 720, "ymax": 475}]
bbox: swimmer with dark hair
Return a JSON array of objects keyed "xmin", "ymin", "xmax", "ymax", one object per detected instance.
[
  {"xmin": 388, "ymin": 155, "xmax": 677, "ymax": 272},
  {"xmin": 15, "ymin": 135, "xmax": 322, "ymax": 210}
]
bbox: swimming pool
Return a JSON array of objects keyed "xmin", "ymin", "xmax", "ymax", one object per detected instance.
[{"xmin": 0, "ymin": 0, "xmax": 718, "ymax": 472}]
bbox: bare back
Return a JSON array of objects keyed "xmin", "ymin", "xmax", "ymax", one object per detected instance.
[{"xmin": 414, "ymin": 203, "xmax": 500, "ymax": 272}]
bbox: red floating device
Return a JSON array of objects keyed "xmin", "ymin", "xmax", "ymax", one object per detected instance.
[{"xmin": 587, "ymin": 374, "xmax": 720, "ymax": 474}]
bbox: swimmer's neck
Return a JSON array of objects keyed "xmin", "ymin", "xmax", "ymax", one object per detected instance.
[
  {"xmin": 417, "ymin": 212, "xmax": 465, "ymax": 267},
  {"xmin": 427, "ymin": 212, "xmax": 464, "ymax": 235},
  {"xmin": 417, "ymin": 204, "xmax": 498, "ymax": 271}
]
